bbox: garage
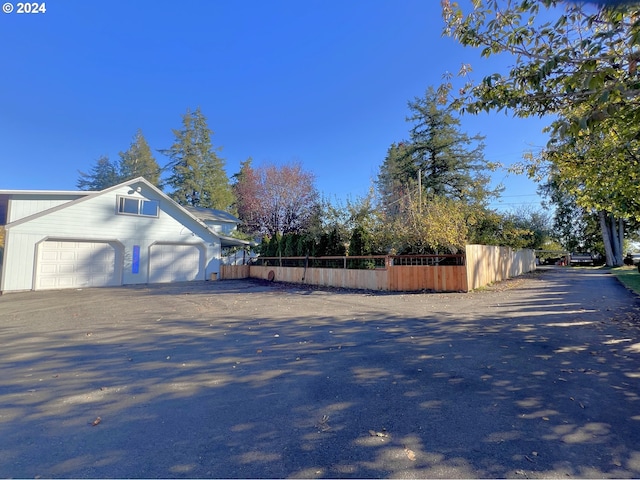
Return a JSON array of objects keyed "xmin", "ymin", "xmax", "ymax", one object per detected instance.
[
  {"xmin": 149, "ymin": 243, "xmax": 204, "ymax": 283},
  {"xmin": 0, "ymin": 179, "xmax": 233, "ymax": 293},
  {"xmin": 36, "ymin": 240, "xmax": 122, "ymax": 290}
]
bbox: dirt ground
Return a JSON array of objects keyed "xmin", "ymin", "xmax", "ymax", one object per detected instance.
[{"xmin": 1, "ymin": 267, "xmax": 640, "ymax": 478}]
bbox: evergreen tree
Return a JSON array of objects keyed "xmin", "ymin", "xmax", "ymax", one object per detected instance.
[
  {"xmin": 408, "ymin": 88, "xmax": 494, "ymax": 202},
  {"xmin": 377, "ymin": 88, "xmax": 496, "ymax": 215},
  {"xmin": 200, "ymin": 150, "xmax": 236, "ymax": 213},
  {"xmin": 348, "ymin": 225, "xmax": 372, "ymax": 256},
  {"xmin": 316, "ymin": 227, "xmax": 346, "ymax": 256},
  {"xmin": 376, "ymin": 142, "xmax": 413, "ymax": 215},
  {"xmin": 162, "ymin": 107, "xmax": 234, "ymax": 210},
  {"xmin": 283, "ymin": 233, "xmax": 298, "ymax": 257},
  {"xmin": 118, "ymin": 129, "xmax": 161, "ymax": 186},
  {"xmin": 76, "ymin": 155, "xmax": 120, "ymax": 191},
  {"xmin": 269, "ymin": 233, "xmax": 283, "ymax": 257},
  {"xmin": 259, "ymin": 235, "xmax": 273, "ymax": 256},
  {"xmin": 297, "ymin": 234, "xmax": 317, "ymax": 257}
]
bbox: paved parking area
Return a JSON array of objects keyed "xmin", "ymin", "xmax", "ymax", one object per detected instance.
[{"xmin": 1, "ymin": 269, "xmax": 640, "ymax": 478}]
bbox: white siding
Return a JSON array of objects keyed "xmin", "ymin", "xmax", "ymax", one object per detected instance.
[
  {"xmin": 8, "ymin": 197, "xmax": 78, "ymax": 222},
  {"xmin": 204, "ymin": 222, "xmax": 235, "ymax": 235},
  {"xmin": 1, "ymin": 184, "xmax": 221, "ymax": 292},
  {"xmin": 1, "ymin": 232, "xmax": 43, "ymax": 292}
]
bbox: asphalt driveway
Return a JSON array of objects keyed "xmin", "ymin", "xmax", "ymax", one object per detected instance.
[{"xmin": 1, "ymin": 268, "xmax": 640, "ymax": 478}]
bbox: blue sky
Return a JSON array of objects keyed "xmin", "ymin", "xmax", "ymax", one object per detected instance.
[{"xmin": 1, "ymin": 0, "xmax": 552, "ymax": 211}]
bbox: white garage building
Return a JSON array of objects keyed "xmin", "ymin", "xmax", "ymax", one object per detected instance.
[{"xmin": 0, "ymin": 177, "xmax": 245, "ymax": 293}]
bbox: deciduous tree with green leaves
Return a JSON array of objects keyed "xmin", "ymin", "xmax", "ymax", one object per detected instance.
[
  {"xmin": 535, "ymin": 124, "xmax": 638, "ymax": 264},
  {"xmin": 385, "ymin": 195, "xmax": 469, "ymax": 254},
  {"xmin": 162, "ymin": 107, "xmax": 234, "ymax": 210},
  {"xmin": 441, "ymin": 0, "xmax": 640, "ymax": 265},
  {"xmin": 441, "ymin": 0, "xmax": 640, "ymax": 136},
  {"xmin": 538, "ymin": 175, "xmax": 595, "ymax": 253}
]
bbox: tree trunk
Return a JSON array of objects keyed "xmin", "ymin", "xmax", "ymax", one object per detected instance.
[
  {"xmin": 599, "ymin": 211, "xmax": 624, "ymax": 267},
  {"xmin": 599, "ymin": 211, "xmax": 615, "ymax": 266},
  {"xmin": 618, "ymin": 217, "xmax": 625, "ymax": 263},
  {"xmin": 611, "ymin": 213, "xmax": 620, "ymax": 262}
]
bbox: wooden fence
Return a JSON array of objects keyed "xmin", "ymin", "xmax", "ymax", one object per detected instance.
[
  {"xmin": 219, "ymin": 246, "xmax": 535, "ymax": 292},
  {"xmin": 464, "ymin": 245, "xmax": 536, "ymax": 291},
  {"xmin": 248, "ymin": 264, "xmax": 391, "ymax": 290},
  {"xmin": 219, "ymin": 265, "xmax": 249, "ymax": 280}
]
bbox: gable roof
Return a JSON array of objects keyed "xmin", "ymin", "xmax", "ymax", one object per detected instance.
[
  {"xmin": 6, "ymin": 178, "xmax": 145, "ymax": 225},
  {"xmin": 182, "ymin": 205, "xmax": 240, "ymax": 224},
  {"xmin": 218, "ymin": 233, "xmax": 252, "ymax": 247},
  {"xmin": 0, "ymin": 191, "xmax": 90, "ymax": 225},
  {"xmin": 0, "ymin": 190, "xmax": 95, "ymax": 196},
  {"xmin": 2, "ymin": 177, "xmax": 250, "ymax": 247}
]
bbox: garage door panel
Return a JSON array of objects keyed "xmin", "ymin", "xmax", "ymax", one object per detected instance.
[
  {"xmin": 38, "ymin": 278, "xmax": 57, "ymax": 288},
  {"xmin": 149, "ymin": 244, "xmax": 203, "ymax": 283},
  {"xmin": 42, "ymin": 251, "xmax": 60, "ymax": 261},
  {"xmin": 37, "ymin": 240, "xmax": 120, "ymax": 290},
  {"xmin": 40, "ymin": 264, "xmax": 57, "ymax": 274},
  {"xmin": 57, "ymin": 277, "xmax": 75, "ymax": 288},
  {"xmin": 58, "ymin": 264, "xmax": 75, "ymax": 274}
]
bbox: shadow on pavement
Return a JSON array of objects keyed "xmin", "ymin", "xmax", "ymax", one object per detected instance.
[{"xmin": 0, "ymin": 269, "xmax": 640, "ymax": 478}]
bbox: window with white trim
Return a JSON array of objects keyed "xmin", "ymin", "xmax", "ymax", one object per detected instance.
[{"xmin": 117, "ymin": 196, "xmax": 159, "ymax": 217}]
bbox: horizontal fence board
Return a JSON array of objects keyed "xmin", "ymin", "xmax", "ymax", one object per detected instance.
[
  {"xmin": 249, "ymin": 265, "xmax": 389, "ymax": 290},
  {"xmin": 388, "ymin": 265, "xmax": 467, "ymax": 292}
]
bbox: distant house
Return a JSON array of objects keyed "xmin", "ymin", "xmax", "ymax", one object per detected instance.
[
  {"xmin": 182, "ymin": 205, "xmax": 240, "ymax": 236},
  {"xmin": 0, "ymin": 177, "xmax": 248, "ymax": 293}
]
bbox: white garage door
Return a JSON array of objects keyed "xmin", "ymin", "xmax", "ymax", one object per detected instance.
[
  {"xmin": 37, "ymin": 240, "xmax": 120, "ymax": 290},
  {"xmin": 149, "ymin": 244, "xmax": 204, "ymax": 283}
]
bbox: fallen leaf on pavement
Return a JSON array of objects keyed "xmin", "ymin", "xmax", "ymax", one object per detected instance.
[
  {"xmin": 316, "ymin": 415, "xmax": 331, "ymax": 432},
  {"xmin": 404, "ymin": 447, "xmax": 416, "ymax": 461}
]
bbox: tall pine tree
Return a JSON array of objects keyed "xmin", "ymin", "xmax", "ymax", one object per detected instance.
[
  {"xmin": 77, "ymin": 155, "xmax": 120, "ymax": 191},
  {"xmin": 118, "ymin": 129, "xmax": 161, "ymax": 186},
  {"xmin": 377, "ymin": 88, "xmax": 496, "ymax": 213},
  {"xmin": 376, "ymin": 142, "xmax": 413, "ymax": 216},
  {"xmin": 162, "ymin": 107, "xmax": 234, "ymax": 210}
]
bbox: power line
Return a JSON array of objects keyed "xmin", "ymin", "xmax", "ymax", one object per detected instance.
[
  {"xmin": 498, "ymin": 194, "xmax": 540, "ymax": 198},
  {"xmin": 489, "ymin": 201, "xmax": 542, "ymax": 206}
]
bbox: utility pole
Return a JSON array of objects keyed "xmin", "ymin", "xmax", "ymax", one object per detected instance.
[{"xmin": 418, "ymin": 169, "xmax": 422, "ymax": 213}]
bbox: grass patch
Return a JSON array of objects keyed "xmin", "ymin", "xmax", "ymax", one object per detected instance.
[{"xmin": 611, "ymin": 266, "xmax": 640, "ymax": 295}]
